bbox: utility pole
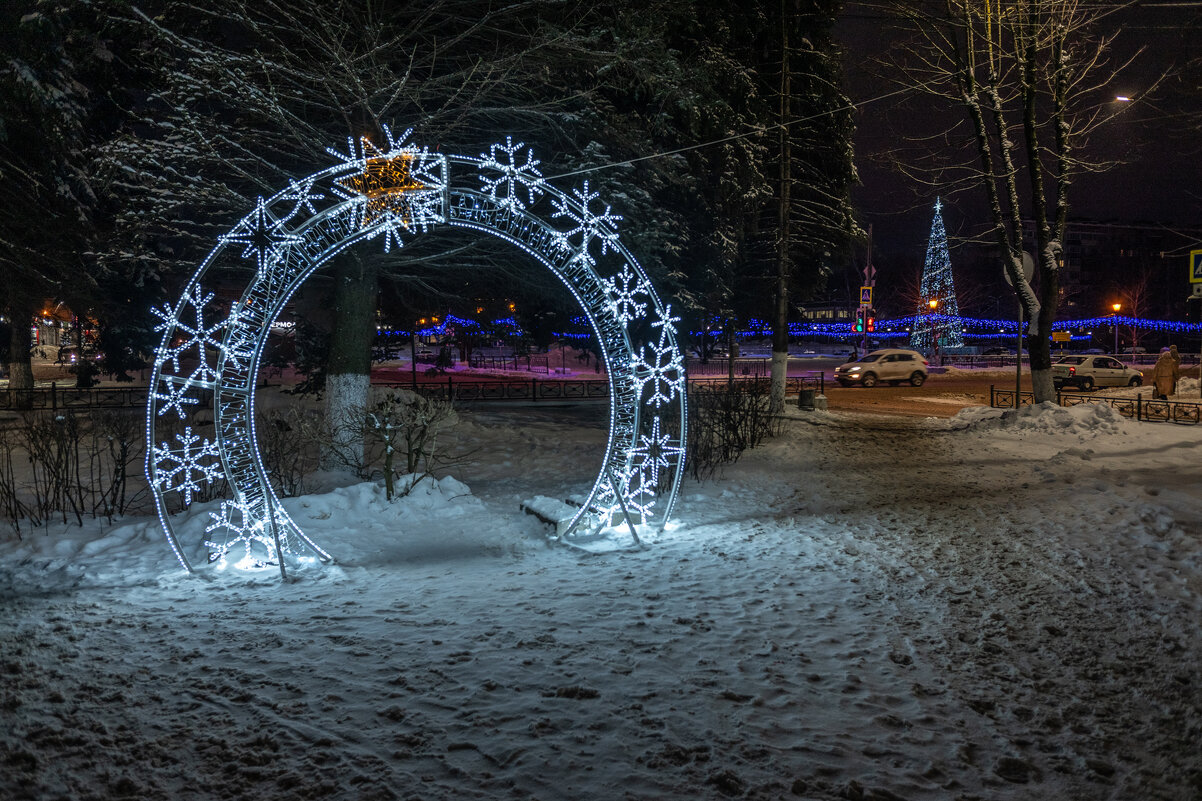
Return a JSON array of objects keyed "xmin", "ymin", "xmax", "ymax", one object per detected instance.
[{"xmin": 770, "ymin": 0, "xmax": 791, "ymax": 413}]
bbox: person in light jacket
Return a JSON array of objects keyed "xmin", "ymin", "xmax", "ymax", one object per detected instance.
[{"xmin": 1152, "ymin": 348, "xmax": 1180, "ymax": 400}]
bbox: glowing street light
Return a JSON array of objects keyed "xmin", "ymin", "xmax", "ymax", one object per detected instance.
[
  {"xmin": 1112, "ymin": 303, "xmax": 1122, "ymax": 354},
  {"xmin": 927, "ymin": 299, "xmax": 939, "ymax": 361}
]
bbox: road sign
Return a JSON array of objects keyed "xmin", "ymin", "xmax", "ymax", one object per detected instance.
[
  {"xmin": 1190, "ymin": 250, "xmax": 1202, "ymax": 283},
  {"xmin": 859, "ymin": 286, "xmax": 873, "ymax": 306},
  {"xmin": 1052, "ymin": 331, "xmax": 1071, "ymax": 342},
  {"xmin": 862, "ymin": 264, "xmax": 877, "ymax": 284}
]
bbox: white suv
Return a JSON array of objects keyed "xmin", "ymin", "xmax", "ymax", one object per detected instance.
[
  {"xmin": 835, "ymin": 348, "xmax": 929, "ymax": 387},
  {"xmin": 1052, "ymin": 355, "xmax": 1143, "ymax": 391}
]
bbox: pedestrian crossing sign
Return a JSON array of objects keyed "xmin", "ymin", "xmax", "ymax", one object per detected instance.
[
  {"xmin": 1192, "ymin": 250, "xmax": 1202, "ymax": 283},
  {"xmin": 859, "ymin": 286, "xmax": 872, "ymax": 306}
]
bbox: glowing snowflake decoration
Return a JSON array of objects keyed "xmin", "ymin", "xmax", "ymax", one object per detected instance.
[
  {"xmin": 153, "ymin": 380, "xmax": 200, "ymax": 419},
  {"xmin": 601, "ymin": 263, "xmax": 649, "ymax": 324},
  {"xmin": 630, "ymin": 416, "xmax": 683, "ymax": 489},
  {"xmin": 153, "ymin": 427, "xmax": 221, "ymax": 506},
  {"xmin": 596, "ymin": 464, "xmax": 655, "ymax": 523},
  {"xmin": 205, "ymin": 500, "xmax": 279, "ymax": 569},
  {"xmin": 151, "ymin": 285, "xmax": 224, "ymax": 381},
  {"xmin": 622, "ymin": 480, "xmax": 658, "ymax": 521},
  {"xmin": 633, "ymin": 331, "xmax": 685, "ymax": 408},
  {"xmin": 552, "ymin": 181, "xmax": 622, "ymax": 255},
  {"xmin": 278, "ymin": 177, "xmax": 325, "ymax": 221},
  {"xmin": 651, "ymin": 303, "xmax": 681, "ymax": 337},
  {"xmin": 219, "ymin": 197, "xmax": 304, "ymax": 273},
  {"xmin": 479, "ymin": 137, "xmax": 544, "ymax": 211},
  {"xmin": 220, "ymin": 312, "xmax": 258, "ymax": 375}
]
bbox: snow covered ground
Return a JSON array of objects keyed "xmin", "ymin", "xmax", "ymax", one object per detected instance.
[{"xmin": 2, "ymin": 401, "xmax": 1201, "ymax": 800}]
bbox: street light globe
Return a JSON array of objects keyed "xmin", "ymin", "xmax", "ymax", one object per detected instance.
[
  {"xmin": 1112, "ymin": 303, "xmax": 1121, "ymax": 313},
  {"xmin": 928, "ymin": 299, "xmax": 938, "ymax": 310}
]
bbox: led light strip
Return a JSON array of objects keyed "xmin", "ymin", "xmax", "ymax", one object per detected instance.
[{"xmin": 146, "ymin": 129, "xmax": 687, "ymax": 572}]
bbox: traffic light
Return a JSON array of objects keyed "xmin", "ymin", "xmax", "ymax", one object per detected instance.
[
  {"xmin": 866, "ymin": 310, "xmax": 876, "ymax": 333},
  {"xmin": 1187, "ymin": 296, "xmax": 1202, "ymax": 324},
  {"xmin": 853, "ymin": 307, "xmax": 865, "ymax": 333}
]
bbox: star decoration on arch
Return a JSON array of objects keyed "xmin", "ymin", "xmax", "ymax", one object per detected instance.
[
  {"xmin": 332, "ymin": 140, "xmax": 427, "ymax": 229},
  {"xmin": 220, "ymin": 197, "xmax": 304, "ymax": 273}
]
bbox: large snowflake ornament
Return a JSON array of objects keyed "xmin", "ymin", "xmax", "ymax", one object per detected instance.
[
  {"xmin": 621, "ymin": 479, "xmax": 658, "ymax": 521},
  {"xmin": 596, "ymin": 464, "xmax": 656, "ymax": 524},
  {"xmin": 551, "ymin": 181, "xmax": 622, "ymax": 255},
  {"xmin": 277, "ymin": 177, "xmax": 326, "ymax": 222},
  {"xmin": 632, "ymin": 331, "xmax": 685, "ymax": 408},
  {"xmin": 153, "ymin": 379, "xmax": 200, "ymax": 419},
  {"xmin": 630, "ymin": 416, "xmax": 684, "ymax": 490},
  {"xmin": 479, "ymin": 137, "xmax": 545, "ymax": 211},
  {"xmin": 219, "ymin": 197, "xmax": 304, "ymax": 273},
  {"xmin": 153, "ymin": 427, "xmax": 221, "ymax": 506},
  {"xmin": 205, "ymin": 499, "xmax": 279, "ymax": 569},
  {"xmin": 151, "ymin": 284, "xmax": 225, "ymax": 381},
  {"xmin": 600, "ymin": 263, "xmax": 650, "ymax": 324},
  {"xmin": 650, "ymin": 302, "xmax": 682, "ymax": 337}
]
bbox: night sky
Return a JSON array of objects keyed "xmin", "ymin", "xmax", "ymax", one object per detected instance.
[{"xmin": 835, "ymin": 1, "xmax": 1201, "ymax": 288}]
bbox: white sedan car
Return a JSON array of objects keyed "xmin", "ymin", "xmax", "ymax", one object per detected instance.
[{"xmin": 1051, "ymin": 355, "xmax": 1143, "ymax": 391}]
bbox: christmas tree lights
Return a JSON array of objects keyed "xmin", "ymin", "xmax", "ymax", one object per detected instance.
[
  {"xmin": 147, "ymin": 127, "xmax": 686, "ymax": 573},
  {"xmin": 910, "ymin": 198, "xmax": 965, "ymax": 353}
]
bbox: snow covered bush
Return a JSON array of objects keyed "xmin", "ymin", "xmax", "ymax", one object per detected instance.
[
  {"xmin": 686, "ymin": 380, "xmax": 780, "ymax": 481},
  {"xmin": 88, "ymin": 410, "xmax": 145, "ymax": 521},
  {"xmin": 320, "ymin": 390, "xmax": 460, "ymax": 500},
  {"xmin": 0, "ymin": 425, "xmax": 28, "ymax": 534},
  {"xmin": 21, "ymin": 412, "xmax": 86, "ymax": 526},
  {"xmin": 0, "ymin": 410, "xmax": 148, "ymax": 532},
  {"xmin": 256, "ymin": 407, "xmax": 323, "ymax": 497}
]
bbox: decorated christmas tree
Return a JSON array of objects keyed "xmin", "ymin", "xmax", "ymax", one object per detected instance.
[{"xmin": 910, "ymin": 198, "xmax": 964, "ymax": 353}]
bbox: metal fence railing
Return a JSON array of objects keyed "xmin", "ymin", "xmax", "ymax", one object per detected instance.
[
  {"xmin": 2, "ymin": 383, "xmax": 151, "ymax": 412},
  {"xmin": 989, "ymin": 385, "xmax": 1202, "ymax": 425},
  {"xmin": 685, "ymin": 358, "xmax": 772, "ymax": 377},
  {"xmin": 3, "ymin": 373, "xmax": 826, "ymax": 414},
  {"xmin": 384, "ymin": 374, "xmax": 825, "ymax": 403},
  {"xmin": 467, "ymin": 354, "xmax": 551, "ymax": 374}
]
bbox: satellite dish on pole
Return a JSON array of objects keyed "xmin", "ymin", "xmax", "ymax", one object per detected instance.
[{"xmin": 1004, "ymin": 252, "xmax": 1036, "ymax": 286}]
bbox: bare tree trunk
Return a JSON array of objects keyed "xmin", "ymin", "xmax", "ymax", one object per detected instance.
[
  {"xmin": 5, "ymin": 297, "xmax": 35, "ymax": 408},
  {"xmin": 323, "ymin": 253, "xmax": 378, "ymax": 471},
  {"xmin": 770, "ymin": 0, "xmax": 791, "ymax": 414}
]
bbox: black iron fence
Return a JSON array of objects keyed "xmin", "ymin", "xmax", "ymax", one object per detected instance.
[
  {"xmin": 2, "ymin": 383, "xmax": 151, "ymax": 412},
  {"xmin": 4, "ymin": 373, "xmax": 826, "ymax": 413},
  {"xmin": 989, "ymin": 385, "xmax": 1202, "ymax": 425},
  {"xmin": 467, "ymin": 353, "xmax": 551, "ymax": 374},
  {"xmin": 383, "ymin": 373, "xmax": 824, "ymax": 403},
  {"xmin": 945, "ymin": 353, "xmax": 1200, "ymax": 370},
  {"xmin": 686, "ymin": 358, "xmax": 772, "ymax": 377}
]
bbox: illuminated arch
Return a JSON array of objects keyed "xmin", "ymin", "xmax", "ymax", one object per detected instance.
[{"xmin": 146, "ymin": 129, "xmax": 687, "ymax": 573}]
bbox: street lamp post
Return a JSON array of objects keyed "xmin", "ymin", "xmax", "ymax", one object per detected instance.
[
  {"xmin": 928, "ymin": 298, "xmax": 939, "ymax": 363},
  {"xmin": 1112, "ymin": 303, "xmax": 1121, "ymax": 355}
]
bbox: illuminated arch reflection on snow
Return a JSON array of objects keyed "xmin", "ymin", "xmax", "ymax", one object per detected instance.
[{"xmin": 145, "ymin": 129, "xmax": 687, "ymax": 573}]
